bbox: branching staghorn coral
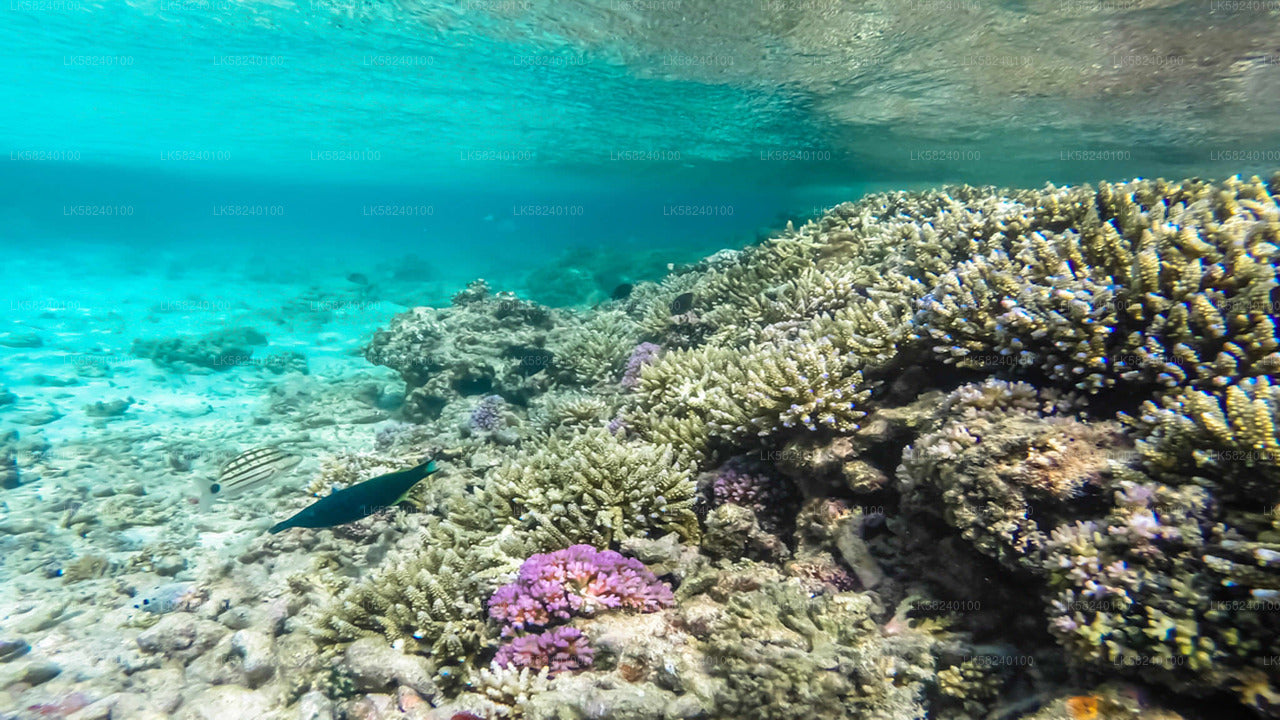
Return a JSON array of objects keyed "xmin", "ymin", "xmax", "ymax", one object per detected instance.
[
  {"xmin": 482, "ymin": 428, "xmax": 700, "ymax": 548},
  {"xmin": 1038, "ymin": 478, "xmax": 1280, "ymax": 710},
  {"xmin": 526, "ymin": 390, "xmax": 618, "ymax": 436},
  {"xmin": 313, "ymin": 520, "xmax": 528, "ymax": 683},
  {"xmin": 916, "ymin": 176, "xmax": 1280, "ymax": 394},
  {"xmin": 1128, "ymin": 376, "xmax": 1280, "ymax": 504},
  {"xmin": 628, "ymin": 334, "xmax": 871, "ymax": 464},
  {"xmin": 547, "ymin": 309, "xmax": 640, "ymax": 386}
]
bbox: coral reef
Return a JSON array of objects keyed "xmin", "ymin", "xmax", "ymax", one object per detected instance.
[
  {"xmin": 620, "ymin": 341, "xmax": 662, "ymax": 390},
  {"xmin": 365, "ymin": 290, "xmax": 558, "ymax": 420},
  {"xmin": 547, "ymin": 309, "xmax": 639, "ymax": 386},
  {"xmin": 16, "ymin": 172, "xmax": 1276, "ymax": 720},
  {"xmin": 467, "ymin": 394, "xmax": 507, "ymax": 433},
  {"xmin": 312, "ymin": 520, "xmax": 528, "ymax": 682},
  {"xmin": 898, "ymin": 379, "xmax": 1128, "ymax": 569},
  {"xmin": 692, "ymin": 575, "xmax": 939, "ymax": 720},
  {"xmin": 703, "ymin": 457, "xmax": 797, "ymax": 533}
]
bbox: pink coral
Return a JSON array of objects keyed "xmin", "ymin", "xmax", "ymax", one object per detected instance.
[
  {"xmin": 492, "ymin": 626, "xmax": 595, "ymax": 675},
  {"xmin": 621, "ymin": 342, "xmax": 661, "ymax": 389},
  {"xmin": 488, "ymin": 545, "xmax": 673, "ymax": 635}
]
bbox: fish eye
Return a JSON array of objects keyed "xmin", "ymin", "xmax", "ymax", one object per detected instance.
[{"xmin": 210, "ymin": 483, "xmax": 221, "ymax": 494}]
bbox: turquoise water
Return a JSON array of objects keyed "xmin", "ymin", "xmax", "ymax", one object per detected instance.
[
  {"xmin": 2, "ymin": 3, "xmax": 1280, "ymax": 718},
  {"xmin": 5, "ymin": 1, "xmax": 1279, "ymax": 293}
]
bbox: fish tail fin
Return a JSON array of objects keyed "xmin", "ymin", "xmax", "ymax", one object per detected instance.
[
  {"xmin": 391, "ymin": 460, "xmax": 439, "ymax": 506},
  {"xmin": 268, "ymin": 520, "xmax": 291, "ymax": 534}
]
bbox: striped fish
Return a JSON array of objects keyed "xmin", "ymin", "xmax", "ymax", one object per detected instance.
[{"xmin": 196, "ymin": 447, "xmax": 302, "ymax": 509}]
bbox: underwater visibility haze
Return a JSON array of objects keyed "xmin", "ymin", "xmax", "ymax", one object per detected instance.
[{"xmin": 2, "ymin": 1, "xmax": 1280, "ymax": 719}]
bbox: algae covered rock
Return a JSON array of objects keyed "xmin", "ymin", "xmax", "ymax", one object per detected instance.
[
  {"xmin": 136, "ymin": 614, "xmax": 226, "ymax": 661},
  {"xmin": 1, "ymin": 431, "xmax": 18, "ymax": 490},
  {"xmin": 898, "ymin": 379, "xmax": 1129, "ymax": 569},
  {"xmin": 342, "ymin": 637, "xmax": 436, "ymax": 697},
  {"xmin": 364, "ymin": 292, "xmax": 557, "ymax": 420},
  {"xmin": 131, "ymin": 326, "xmax": 268, "ymax": 371},
  {"xmin": 696, "ymin": 578, "xmax": 936, "ymax": 720}
]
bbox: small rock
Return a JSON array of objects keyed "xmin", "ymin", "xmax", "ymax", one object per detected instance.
[
  {"xmin": 620, "ymin": 533, "xmax": 682, "ymax": 566},
  {"xmin": 0, "ymin": 517, "xmax": 37, "ymax": 534},
  {"xmin": 172, "ymin": 400, "xmax": 213, "ymax": 418},
  {"xmin": 231, "ymin": 629, "xmax": 275, "ymax": 688},
  {"xmin": 35, "ymin": 693, "xmax": 100, "ymax": 720},
  {"xmin": 665, "ymin": 693, "xmax": 711, "ymax": 719},
  {"xmin": 264, "ymin": 597, "xmax": 290, "ymax": 636},
  {"xmin": 14, "ymin": 600, "xmax": 68, "ymax": 633},
  {"xmin": 66, "ymin": 694, "xmax": 117, "ymax": 720},
  {"xmin": 132, "ymin": 667, "xmax": 184, "ymax": 713},
  {"xmin": 217, "ymin": 606, "xmax": 253, "ymax": 631},
  {"xmin": 0, "ymin": 639, "xmax": 29, "ymax": 662},
  {"xmin": 105, "ymin": 692, "xmax": 158, "ymax": 718},
  {"xmin": 0, "ymin": 387, "xmax": 15, "ymax": 405},
  {"xmin": 525, "ymin": 674, "xmax": 677, "ymax": 720},
  {"xmin": 136, "ymin": 614, "xmax": 225, "ymax": 660},
  {"xmin": 344, "ymin": 693, "xmax": 395, "ymax": 720},
  {"xmin": 297, "ymin": 690, "xmax": 334, "ymax": 720},
  {"xmin": 18, "ymin": 407, "xmax": 62, "ymax": 426},
  {"xmin": 31, "ymin": 373, "xmax": 76, "ymax": 386},
  {"xmin": 396, "ymin": 686, "xmax": 425, "ymax": 713},
  {"xmin": 343, "ymin": 637, "xmax": 436, "ymax": 697},
  {"xmin": 0, "ymin": 452, "xmax": 17, "ymax": 490},
  {"xmin": 84, "ymin": 398, "xmax": 133, "ymax": 418},
  {"xmin": 137, "ymin": 615, "xmax": 196, "ymax": 654},
  {"xmin": 153, "ymin": 554, "xmax": 186, "ymax": 577},
  {"xmin": 17, "ymin": 659, "xmax": 61, "ymax": 686},
  {"xmin": 1, "ymin": 331, "xmax": 43, "ymax": 348}
]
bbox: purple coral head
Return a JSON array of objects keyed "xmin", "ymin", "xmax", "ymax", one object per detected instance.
[
  {"xmin": 493, "ymin": 626, "xmax": 594, "ymax": 675},
  {"xmin": 468, "ymin": 394, "xmax": 506, "ymax": 432},
  {"xmin": 621, "ymin": 342, "xmax": 662, "ymax": 389},
  {"xmin": 708, "ymin": 458, "xmax": 794, "ymax": 531},
  {"xmin": 606, "ymin": 414, "xmax": 628, "ymax": 436},
  {"xmin": 488, "ymin": 545, "xmax": 674, "ymax": 634},
  {"xmin": 1116, "ymin": 483, "xmax": 1155, "ymax": 507}
]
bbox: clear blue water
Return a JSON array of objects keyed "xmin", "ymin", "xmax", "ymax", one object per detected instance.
[{"xmin": 4, "ymin": 1, "xmax": 1278, "ymax": 296}]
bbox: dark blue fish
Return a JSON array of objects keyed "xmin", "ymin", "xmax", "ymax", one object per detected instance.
[{"xmin": 269, "ymin": 460, "xmax": 437, "ymax": 534}]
